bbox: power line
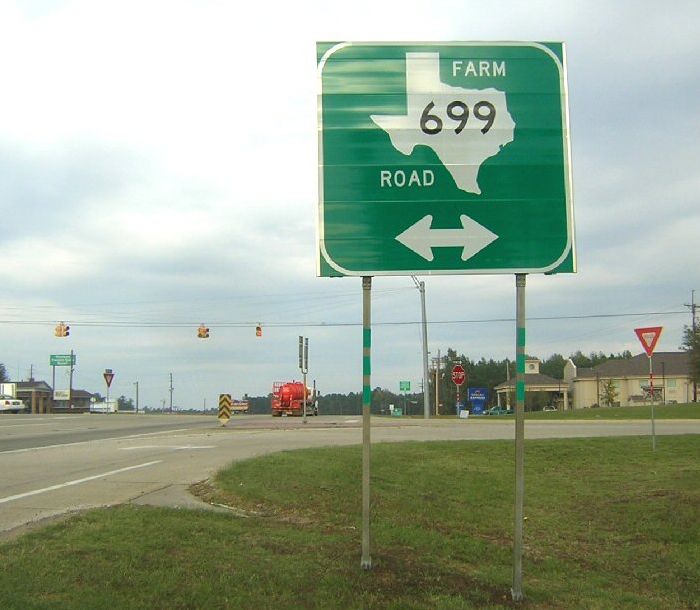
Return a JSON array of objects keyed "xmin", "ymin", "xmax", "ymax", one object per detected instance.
[
  {"xmin": 0, "ymin": 309, "xmax": 687, "ymax": 329},
  {"xmin": 0, "ymin": 287, "xmax": 413, "ymax": 311}
]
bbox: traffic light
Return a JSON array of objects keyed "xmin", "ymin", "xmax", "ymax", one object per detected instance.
[
  {"xmin": 54, "ymin": 322, "xmax": 70, "ymax": 337},
  {"xmin": 197, "ymin": 324, "xmax": 210, "ymax": 339},
  {"xmin": 256, "ymin": 324, "xmax": 262, "ymax": 337}
]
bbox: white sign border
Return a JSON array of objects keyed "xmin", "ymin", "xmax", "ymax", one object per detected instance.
[{"xmin": 316, "ymin": 40, "xmax": 576, "ymax": 277}]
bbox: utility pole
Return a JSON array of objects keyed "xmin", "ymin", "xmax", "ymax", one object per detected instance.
[
  {"xmin": 299, "ymin": 336, "xmax": 309, "ymax": 424},
  {"xmin": 169, "ymin": 373, "xmax": 174, "ymax": 413},
  {"xmin": 134, "ymin": 381, "xmax": 139, "ymax": 414},
  {"xmin": 69, "ymin": 349, "xmax": 74, "ymax": 410},
  {"xmin": 685, "ymin": 290, "xmax": 697, "ymax": 402},
  {"xmin": 411, "ymin": 276, "xmax": 431, "ymax": 419}
]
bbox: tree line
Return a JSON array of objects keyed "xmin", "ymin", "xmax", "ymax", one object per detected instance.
[{"xmin": 245, "ymin": 349, "xmax": 641, "ymax": 416}]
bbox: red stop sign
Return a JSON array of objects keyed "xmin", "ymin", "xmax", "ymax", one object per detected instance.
[{"xmin": 452, "ymin": 364, "xmax": 466, "ymax": 386}]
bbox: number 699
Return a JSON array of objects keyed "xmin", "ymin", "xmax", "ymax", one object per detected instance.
[{"xmin": 420, "ymin": 100, "xmax": 496, "ymax": 135}]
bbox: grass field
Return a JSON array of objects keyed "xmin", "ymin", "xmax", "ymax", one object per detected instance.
[
  {"xmin": 0, "ymin": 436, "xmax": 698, "ymax": 609},
  {"xmin": 523, "ymin": 403, "xmax": 700, "ymax": 420},
  {"xmin": 407, "ymin": 403, "xmax": 699, "ymax": 421}
]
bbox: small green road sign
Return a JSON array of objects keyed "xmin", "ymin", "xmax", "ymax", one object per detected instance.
[
  {"xmin": 50, "ymin": 354, "xmax": 75, "ymax": 366},
  {"xmin": 317, "ymin": 42, "xmax": 575, "ymax": 276},
  {"xmin": 399, "ymin": 381, "xmax": 411, "ymax": 392}
]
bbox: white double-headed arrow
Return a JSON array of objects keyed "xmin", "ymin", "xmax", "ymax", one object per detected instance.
[{"xmin": 395, "ymin": 214, "xmax": 498, "ymax": 262}]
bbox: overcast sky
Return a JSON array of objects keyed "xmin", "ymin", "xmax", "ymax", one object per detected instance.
[{"xmin": 1, "ymin": 0, "xmax": 698, "ymax": 409}]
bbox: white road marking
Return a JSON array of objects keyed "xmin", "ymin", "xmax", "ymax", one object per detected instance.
[
  {"xmin": 0, "ymin": 423, "xmax": 55, "ymax": 428},
  {"xmin": 0, "ymin": 460, "xmax": 163, "ymax": 505},
  {"xmin": 120, "ymin": 445, "xmax": 216, "ymax": 451},
  {"xmin": 0, "ymin": 417, "xmax": 74, "ymax": 424},
  {"xmin": 0, "ymin": 428, "xmax": 194, "ymax": 455}
]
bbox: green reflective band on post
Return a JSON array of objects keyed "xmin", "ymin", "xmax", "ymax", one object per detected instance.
[
  {"xmin": 516, "ymin": 353, "xmax": 525, "ymax": 373},
  {"xmin": 517, "ymin": 327, "xmax": 526, "ymax": 347},
  {"xmin": 517, "ymin": 383, "xmax": 526, "ymax": 402},
  {"xmin": 363, "ymin": 356, "xmax": 371, "ymax": 375},
  {"xmin": 363, "ymin": 385, "xmax": 371, "ymax": 404},
  {"xmin": 363, "ymin": 328, "xmax": 371, "ymax": 347}
]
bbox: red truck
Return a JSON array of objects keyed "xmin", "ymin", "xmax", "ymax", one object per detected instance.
[{"xmin": 271, "ymin": 381, "xmax": 318, "ymax": 417}]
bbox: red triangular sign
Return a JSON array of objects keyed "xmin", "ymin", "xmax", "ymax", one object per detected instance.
[
  {"xmin": 634, "ymin": 326, "xmax": 663, "ymax": 357},
  {"xmin": 103, "ymin": 373, "xmax": 115, "ymax": 388}
]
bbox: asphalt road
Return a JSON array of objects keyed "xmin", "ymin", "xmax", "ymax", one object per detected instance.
[
  {"xmin": 0, "ymin": 413, "xmax": 215, "ymax": 453},
  {"xmin": 1, "ymin": 413, "xmax": 698, "ymax": 539}
]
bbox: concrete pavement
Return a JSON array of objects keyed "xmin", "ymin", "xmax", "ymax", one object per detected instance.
[{"xmin": 1, "ymin": 413, "xmax": 698, "ymax": 539}]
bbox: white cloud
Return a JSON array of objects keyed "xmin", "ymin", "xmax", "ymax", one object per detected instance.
[{"xmin": 1, "ymin": 0, "xmax": 699, "ymax": 407}]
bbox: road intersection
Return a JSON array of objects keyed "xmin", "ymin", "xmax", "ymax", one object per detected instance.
[{"xmin": 2, "ymin": 413, "xmax": 697, "ymax": 539}]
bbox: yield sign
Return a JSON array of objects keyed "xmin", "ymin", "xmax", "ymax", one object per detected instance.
[
  {"xmin": 452, "ymin": 364, "xmax": 466, "ymax": 386},
  {"xmin": 634, "ymin": 327, "xmax": 663, "ymax": 357},
  {"xmin": 103, "ymin": 369, "xmax": 115, "ymax": 388}
]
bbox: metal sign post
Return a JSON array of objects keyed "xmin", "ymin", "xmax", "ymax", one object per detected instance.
[
  {"xmin": 452, "ymin": 364, "xmax": 466, "ymax": 415},
  {"xmin": 512, "ymin": 273, "xmax": 527, "ymax": 601},
  {"xmin": 317, "ymin": 42, "xmax": 575, "ymax": 596},
  {"xmin": 649, "ymin": 356, "xmax": 656, "ymax": 451},
  {"xmin": 635, "ymin": 326, "xmax": 663, "ymax": 451},
  {"xmin": 361, "ymin": 276, "xmax": 372, "ymax": 569}
]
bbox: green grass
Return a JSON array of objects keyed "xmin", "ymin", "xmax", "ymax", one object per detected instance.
[
  {"xmin": 524, "ymin": 402, "xmax": 700, "ymax": 420},
  {"xmin": 0, "ymin": 436, "xmax": 698, "ymax": 609},
  {"xmin": 407, "ymin": 403, "xmax": 699, "ymax": 421}
]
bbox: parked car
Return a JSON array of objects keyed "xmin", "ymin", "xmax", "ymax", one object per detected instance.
[
  {"xmin": 542, "ymin": 405, "xmax": 557, "ymax": 412},
  {"xmin": 0, "ymin": 395, "xmax": 26, "ymax": 414},
  {"xmin": 485, "ymin": 406, "xmax": 513, "ymax": 416}
]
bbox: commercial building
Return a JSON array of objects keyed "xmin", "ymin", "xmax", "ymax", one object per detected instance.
[
  {"xmin": 565, "ymin": 352, "xmax": 693, "ymax": 409},
  {"xmin": 495, "ymin": 353, "xmax": 694, "ymax": 410}
]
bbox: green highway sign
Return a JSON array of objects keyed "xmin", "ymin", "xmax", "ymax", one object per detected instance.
[
  {"xmin": 50, "ymin": 354, "xmax": 75, "ymax": 366},
  {"xmin": 317, "ymin": 42, "xmax": 575, "ymax": 276},
  {"xmin": 399, "ymin": 380, "xmax": 411, "ymax": 392}
]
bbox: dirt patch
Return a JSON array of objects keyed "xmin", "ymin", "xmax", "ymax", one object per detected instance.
[{"xmin": 364, "ymin": 552, "xmax": 524, "ymax": 608}]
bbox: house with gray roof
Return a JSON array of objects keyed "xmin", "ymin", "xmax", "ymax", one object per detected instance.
[{"xmin": 564, "ymin": 352, "xmax": 693, "ymax": 408}]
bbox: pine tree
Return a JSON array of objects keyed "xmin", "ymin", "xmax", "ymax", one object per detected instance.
[{"xmin": 680, "ymin": 325, "xmax": 700, "ymax": 400}]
